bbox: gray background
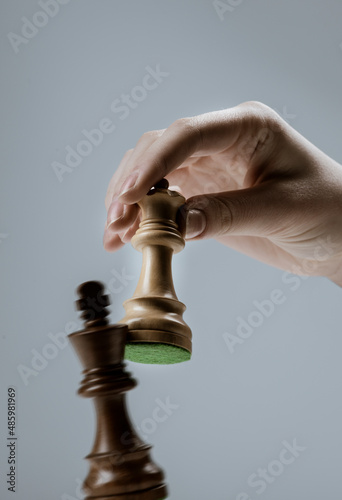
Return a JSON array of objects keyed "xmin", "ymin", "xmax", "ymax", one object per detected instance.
[{"xmin": 1, "ymin": 0, "xmax": 342, "ymax": 499}]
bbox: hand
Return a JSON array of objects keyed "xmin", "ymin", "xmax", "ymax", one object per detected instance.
[{"xmin": 104, "ymin": 102, "xmax": 342, "ymax": 286}]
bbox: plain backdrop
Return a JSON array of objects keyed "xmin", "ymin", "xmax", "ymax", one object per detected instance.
[{"xmin": 1, "ymin": 1, "xmax": 342, "ymax": 499}]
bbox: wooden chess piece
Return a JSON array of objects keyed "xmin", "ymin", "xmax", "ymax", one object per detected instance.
[
  {"xmin": 121, "ymin": 179, "xmax": 192, "ymax": 365},
  {"xmin": 69, "ymin": 281, "xmax": 168, "ymax": 500}
]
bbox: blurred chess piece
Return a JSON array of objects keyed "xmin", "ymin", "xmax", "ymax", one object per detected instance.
[{"xmin": 69, "ymin": 281, "xmax": 168, "ymax": 500}]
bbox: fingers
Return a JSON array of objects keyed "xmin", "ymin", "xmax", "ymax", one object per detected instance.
[
  {"xmin": 104, "ymin": 212, "xmax": 140, "ymax": 252},
  {"xmin": 104, "ymin": 200, "xmax": 139, "ymax": 249},
  {"xmin": 106, "ymin": 202, "xmax": 139, "ymax": 231},
  {"xmin": 114, "ymin": 116, "xmax": 221, "ymax": 204},
  {"xmin": 111, "ymin": 102, "xmax": 282, "ymax": 206},
  {"xmin": 105, "ymin": 149, "xmax": 134, "ymax": 210},
  {"xmin": 103, "ymin": 101, "xmax": 285, "ymax": 252},
  {"xmin": 106, "ymin": 130, "xmax": 165, "ymax": 208},
  {"xmin": 180, "ymin": 181, "xmax": 293, "ymax": 241},
  {"xmin": 105, "ymin": 130, "xmax": 164, "ymax": 248},
  {"xmin": 103, "ymin": 231, "xmax": 125, "ymax": 252}
]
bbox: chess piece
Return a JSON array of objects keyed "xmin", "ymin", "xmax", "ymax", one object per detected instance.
[
  {"xmin": 121, "ymin": 179, "xmax": 192, "ymax": 365},
  {"xmin": 69, "ymin": 281, "xmax": 168, "ymax": 500}
]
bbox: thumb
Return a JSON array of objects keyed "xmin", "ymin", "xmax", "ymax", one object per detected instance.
[{"xmin": 179, "ymin": 183, "xmax": 290, "ymax": 240}]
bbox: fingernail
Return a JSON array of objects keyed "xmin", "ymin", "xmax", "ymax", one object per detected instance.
[
  {"xmin": 185, "ymin": 209, "xmax": 206, "ymax": 239},
  {"xmin": 107, "ymin": 203, "xmax": 126, "ymax": 228},
  {"xmin": 119, "ymin": 172, "xmax": 139, "ymax": 198}
]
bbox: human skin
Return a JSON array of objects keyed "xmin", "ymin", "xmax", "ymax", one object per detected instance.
[{"xmin": 103, "ymin": 101, "xmax": 342, "ymax": 286}]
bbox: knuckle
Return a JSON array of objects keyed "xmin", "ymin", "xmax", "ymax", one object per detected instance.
[
  {"xmin": 214, "ymin": 197, "xmax": 234, "ymax": 236},
  {"xmin": 143, "ymin": 129, "xmax": 160, "ymax": 138},
  {"xmin": 239, "ymin": 100, "xmax": 265, "ymax": 108},
  {"xmin": 238, "ymin": 100, "xmax": 270, "ymax": 114},
  {"xmin": 124, "ymin": 148, "xmax": 134, "ymax": 157},
  {"xmin": 238, "ymin": 100, "xmax": 272, "ymax": 119},
  {"xmin": 239, "ymin": 101, "xmax": 282, "ymax": 128},
  {"xmin": 235, "ymin": 102, "xmax": 283, "ymax": 161},
  {"xmin": 210, "ymin": 195, "xmax": 251, "ymax": 237},
  {"xmin": 136, "ymin": 130, "xmax": 162, "ymax": 146},
  {"xmin": 139, "ymin": 131, "xmax": 154, "ymax": 142},
  {"xmin": 171, "ymin": 117, "xmax": 196, "ymax": 135},
  {"xmin": 190, "ymin": 196, "xmax": 234, "ymax": 237},
  {"xmin": 170, "ymin": 117, "xmax": 203, "ymax": 148},
  {"xmin": 171, "ymin": 117, "xmax": 191, "ymax": 129}
]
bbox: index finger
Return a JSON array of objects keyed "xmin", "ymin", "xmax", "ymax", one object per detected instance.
[{"xmin": 115, "ymin": 107, "xmax": 243, "ymax": 204}]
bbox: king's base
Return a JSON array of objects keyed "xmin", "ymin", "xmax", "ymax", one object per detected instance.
[
  {"xmin": 125, "ymin": 342, "xmax": 191, "ymax": 365},
  {"xmin": 85, "ymin": 484, "xmax": 168, "ymax": 500}
]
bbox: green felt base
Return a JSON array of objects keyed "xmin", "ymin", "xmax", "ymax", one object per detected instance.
[{"xmin": 124, "ymin": 342, "xmax": 191, "ymax": 365}]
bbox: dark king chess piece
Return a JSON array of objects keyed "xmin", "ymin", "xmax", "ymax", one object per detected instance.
[{"xmin": 68, "ymin": 281, "xmax": 168, "ymax": 500}]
